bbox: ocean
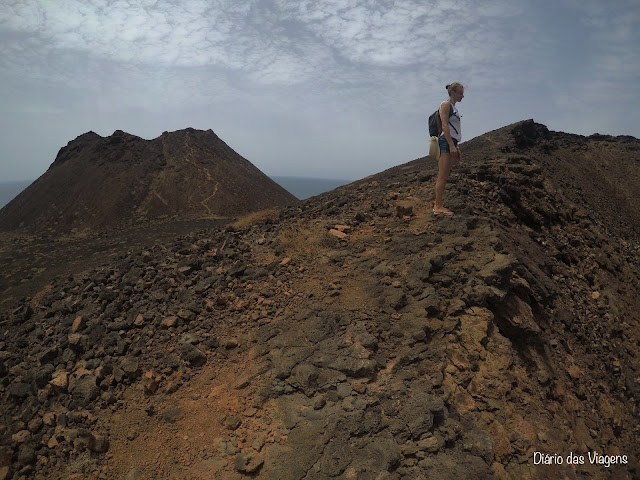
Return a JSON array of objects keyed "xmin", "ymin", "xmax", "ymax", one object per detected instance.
[
  {"xmin": 0, "ymin": 177, "xmax": 351, "ymax": 210},
  {"xmin": 269, "ymin": 176, "xmax": 351, "ymax": 200},
  {"xmin": 0, "ymin": 180, "xmax": 32, "ymax": 210}
]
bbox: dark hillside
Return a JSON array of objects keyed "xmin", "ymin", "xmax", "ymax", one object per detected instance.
[
  {"xmin": 0, "ymin": 120, "xmax": 638, "ymax": 479},
  {"xmin": 465, "ymin": 120, "xmax": 640, "ymax": 244},
  {"xmin": 0, "ymin": 128, "xmax": 298, "ymax": 234}
]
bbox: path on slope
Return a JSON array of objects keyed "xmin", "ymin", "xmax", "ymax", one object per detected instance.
[
  {"xmin": 94, "ymin": 157, "xmax": 636, "ymax": 480},
  {"xmin": 96, "ymin": 170, "xmax": 513, "ymax": 480}
]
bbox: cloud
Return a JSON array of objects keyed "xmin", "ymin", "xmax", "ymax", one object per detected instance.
[
  {"xmin": 1, "ymin": 1, "xmax": 247, "ymax": 66},
  {"xmin": 0, "ymin": 0, "xmax": 541, "ymax": 140},
  {"xmin": 283, "ymin": 1, "xmax": 434, "ymax": 67},
  {"xmin": 0, "ymin": 0, "xmax": 637, "ymax": 177},
  {"xmin": 544, "ymin": 0, "xmax": 640, "ymax": 134},
  {"xmin": 0, "ymin": 0, "xmax": 528, "ymax": 85}
]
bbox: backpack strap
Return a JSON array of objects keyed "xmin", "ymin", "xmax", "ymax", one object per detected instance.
[
  {"xmin": 441, "ymin": 102, "xmax": 459, "ymax": 136},
  {"xmin": 449, "ymin": 102, "xmax": 459, "ymax": 134}
]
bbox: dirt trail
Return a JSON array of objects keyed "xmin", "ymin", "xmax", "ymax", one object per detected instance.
[{"xmin": 182, "ymin": 131, "xmax": 221, "ymax": 217}]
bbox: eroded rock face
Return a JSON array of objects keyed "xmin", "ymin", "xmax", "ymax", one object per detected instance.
[
  {"xmin": 0, "ymin": 120, "xmax": 639, "ymax": 479},
  {"xmin": 510, "ymin": 119, "xmax": 551, "ymax": 149}
]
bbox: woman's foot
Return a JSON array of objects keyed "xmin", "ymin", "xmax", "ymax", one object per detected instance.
[{"xmin": 433, "ymin": 207, "xmax": 454, "ymax": 216}]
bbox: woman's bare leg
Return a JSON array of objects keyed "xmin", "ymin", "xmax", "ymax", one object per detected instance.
[{"xmin": 434, "ymin": 152, "xmax": 453, "ymax": 212}]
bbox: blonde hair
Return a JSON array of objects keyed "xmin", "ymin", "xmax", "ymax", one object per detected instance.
[{"xmin": 446, "ymin": 82, "xmax": 464, "ymax": 96}]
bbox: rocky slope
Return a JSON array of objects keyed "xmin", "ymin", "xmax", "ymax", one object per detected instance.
[
  {"xmin": 0, "ymin": 128, "xmax": 298, "ymax": 234},
  {"xmin": 0, "ymin": 120, "xmax": 639, "ymax": 480}
]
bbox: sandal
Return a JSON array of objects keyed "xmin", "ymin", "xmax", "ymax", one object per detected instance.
[{"xmin": 433, "ymin": 209, "xmax": 454, "ymax": 216}]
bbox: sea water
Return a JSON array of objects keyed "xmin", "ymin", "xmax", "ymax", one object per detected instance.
[
  {"xmin": 0, "ymin": 181, "xmax": 32, "ymax": 209},
  {"xmin": 0, "ymin": 177, "xmax": 351, "ymax": 209}
]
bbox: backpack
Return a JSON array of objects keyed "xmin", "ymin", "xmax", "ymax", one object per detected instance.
[{"xmin": 428, "ymin": 102, "xmax": 459, "ymax": 137}]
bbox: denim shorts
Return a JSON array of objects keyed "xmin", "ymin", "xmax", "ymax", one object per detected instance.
[{"xmin": 438, "ymin": 135, "xmax": 458, "ymax": 153}]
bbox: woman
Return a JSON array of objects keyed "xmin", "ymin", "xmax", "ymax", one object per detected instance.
[{"xmin": 433, "ymin": 82, "xmax": 464, "ymax": 216}]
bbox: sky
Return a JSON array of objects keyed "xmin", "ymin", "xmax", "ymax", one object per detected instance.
[{"xmin": 0, "ymin": 0, "xmax": 639, "ymax": 183}]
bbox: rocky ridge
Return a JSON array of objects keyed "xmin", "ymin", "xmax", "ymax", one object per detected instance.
[{"xmin": 0, "ymin": 120, "xmax": 639, "ymax": 479}]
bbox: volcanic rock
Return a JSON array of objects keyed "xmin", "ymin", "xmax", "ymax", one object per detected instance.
[
  {"xmin": 0, "ymin": 128, "xmax": 297, "ymax": 233},
  {"xmin": 0, "ymin": 120, "xmax": 639, "ymax": 479}
]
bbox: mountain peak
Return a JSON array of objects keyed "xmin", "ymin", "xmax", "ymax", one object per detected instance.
[{"xmin": 1, "ymin": 128, "xmax": 298, "ymax": 233}]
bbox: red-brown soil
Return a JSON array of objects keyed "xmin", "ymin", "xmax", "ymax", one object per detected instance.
[{"xmin": 0, "ymin": 120, "xmax": 639, "ymax": 480}]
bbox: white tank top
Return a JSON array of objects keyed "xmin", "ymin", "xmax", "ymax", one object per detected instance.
[{"xmin": 440, "ymin": 101, "xmax": 461, "ymax": 142}]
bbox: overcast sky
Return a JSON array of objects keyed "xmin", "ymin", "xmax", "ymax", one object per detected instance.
[{"xmin": 1, "ymin": 0, "xmax": 638, "ymax": 183}]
